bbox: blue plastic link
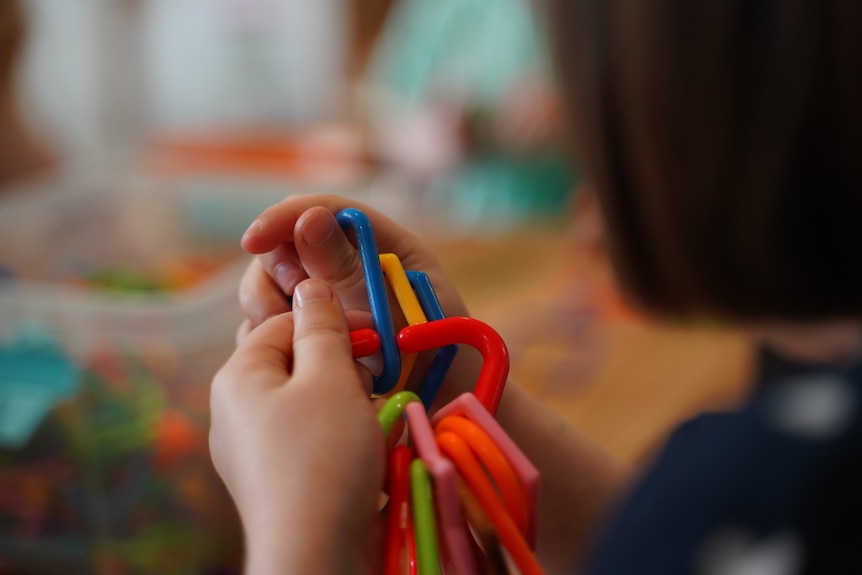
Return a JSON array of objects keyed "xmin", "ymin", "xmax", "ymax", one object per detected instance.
[
  {"xmin": 335, "ymin": 208, "xmax": 401, "ymax": 394},
  {"xmin": 407, "ymin": 271, "xmax": 458, "ymax": 409}
]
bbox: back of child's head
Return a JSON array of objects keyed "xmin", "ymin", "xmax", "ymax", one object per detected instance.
[{"xmin": 544, "ymin": 1, "xmax": 862, "ymax": 323}]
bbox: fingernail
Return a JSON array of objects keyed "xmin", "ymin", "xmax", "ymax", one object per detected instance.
[
  {"xmin": 243, "ymin": 219, "xmax": 262, "ymax": 239},
  {"xmin": 293, "ymin": 280, "xmax": 333, "ymax": 308},
  {"xmin": 301, "ymin": 210, "xmax": 336, "ymax": 247}
]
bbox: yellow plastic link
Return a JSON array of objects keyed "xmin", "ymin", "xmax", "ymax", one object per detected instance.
[{"xmin": 379, "ymin": 253, "xmax": 428, "ymax": 395}]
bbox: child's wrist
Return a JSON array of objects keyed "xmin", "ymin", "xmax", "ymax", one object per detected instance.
[
  {"xmin": 243, "ymin": 502, "xmax": 366, "ymax": 575},
  {"xmin": 241, "ymin": 471, "xmax": 382, "ymax": 575}
]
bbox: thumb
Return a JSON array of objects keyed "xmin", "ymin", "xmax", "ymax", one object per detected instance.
[{"xmin": 291, "ymin": 278, "xmax": 371, "ymax": 394}]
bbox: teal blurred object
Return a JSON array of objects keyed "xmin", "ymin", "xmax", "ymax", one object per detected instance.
[
  {"xmin": 0, "ymin": 328, "xmax": 81, "ymax": 448},
  {"xmin": 367, "ymin": 0, "xmax": 549, "ymax": 110},
  {"xmin": 437, "ymin": 151, "xmax": 577, "ymax": 229}
]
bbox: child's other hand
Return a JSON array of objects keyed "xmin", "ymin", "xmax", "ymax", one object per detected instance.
[
  {"xmin": 237, "ymin": 194, "xmax": 481, "ymax": 407},
  {"xmin": 237, "ymin": 194, "xmax": 467, "ymax": 328},
  {"xmin": 210, "ymin": 278, "xmax": 384, "ymax": 574}
]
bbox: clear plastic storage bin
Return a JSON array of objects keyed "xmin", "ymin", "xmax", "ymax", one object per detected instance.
[{"xmin": 0, "ymin": 175, "xmax": 268, "ymax": 574}]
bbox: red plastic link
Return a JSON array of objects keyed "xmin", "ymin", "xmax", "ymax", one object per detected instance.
[
  {"xmin": 396, "ymin": 317, "xmax": 509, "ymax": 415},
  {"xmin": 350, "ymin": 328, "xmax": 381, "ymax": 359}
]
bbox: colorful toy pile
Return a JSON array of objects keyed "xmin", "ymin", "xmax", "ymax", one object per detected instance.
[
  {"xmin": 0, "ymin": 334, "xmax": 244, "ymax": 574},
  {"xmin": 0, "ymin": 341, "xmax": 244, "ymax": 574},
  {"xmin": 337, "ymin": 208, "xmax": 543, "ymax": 575},
  {"xmin": 0, "ymin": 255, "xmax": 245, "ymax": 572}
]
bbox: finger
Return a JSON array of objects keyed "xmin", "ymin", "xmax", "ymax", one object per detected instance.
[
  {"xmin": 258, "ymin": 241, "xmax": 309, "ymax": 297},
  {"xmin": 242, "ymin": 194, "xmax": 423, "ymax": 269},
  {"xmin": 294, "ymin": 206, "xmax": 370, "ymax": 311},
  {"xmin": 291, "ymin": 278, "xmax": 373, "ymax": 396},
  {"xmin": 242, "ymin": 193, "xmax": 470, "ymax": 317},
  {"xmin": 238, "ymin": 258, "xmax": 292, "ymax": 327},
  {"xmin": 216, "ymin": 312, "xmax": 297, "ymax": 393},
  {"xmin": 211, "ymin": 312, "xmax": 296, "ymax": 482}
]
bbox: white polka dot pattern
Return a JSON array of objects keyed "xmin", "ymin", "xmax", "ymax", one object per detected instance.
[
  {"xmin": 696, "ymin": 527, "xmax": 803, "ymax": 575},
  {"xmin": 765, "ymin": 376, "xmax": 856, "ymax": 440}
]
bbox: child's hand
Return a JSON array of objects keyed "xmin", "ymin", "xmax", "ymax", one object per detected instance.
[
  {"xmin": 237, "ymin": 194, "xmax": 482, "ymax": 407},
  {"xmin": 210, "ymin": 278, "xmax": 384, "ymax": 574}
]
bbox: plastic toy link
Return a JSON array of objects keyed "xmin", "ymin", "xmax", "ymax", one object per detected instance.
[
  {"xmin": 336, "ymin": 208, "xmax": 401, "ymax": 395},
  {"xmin": 334, "ymin": 207, "xmax": 542, "ymax": 574}
]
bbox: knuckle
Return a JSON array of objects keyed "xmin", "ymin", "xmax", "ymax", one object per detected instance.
[
  {"xmin": 294, "ymin": 321, "xmax": 346, "ymax": 344},
  {"xmin": 293, "ymin": 310, "xmax": 350, "ymax": 353},
  {"xmin": 336, "ymin": 266, "xmax": 370, "ymax": 300}
]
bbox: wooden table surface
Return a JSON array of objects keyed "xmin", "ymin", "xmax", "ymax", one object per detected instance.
[{"xmin": 429, "ymin": 222, "xmax": 756, "ymax": 467}]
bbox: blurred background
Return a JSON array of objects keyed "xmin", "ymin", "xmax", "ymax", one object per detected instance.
[{"xmin": 0, "ymin": 1, "xmax": 753, "ymax": 573}]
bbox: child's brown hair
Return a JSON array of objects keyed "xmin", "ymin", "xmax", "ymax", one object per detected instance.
[{"xmin": 546, "ymin": 0, "xmax": 862, "ymax": 323}]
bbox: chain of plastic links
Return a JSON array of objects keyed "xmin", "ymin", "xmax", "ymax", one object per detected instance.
[
  {"xmin": 337, "ymin": 208, "xmax": 509, "ymax": 414},
  {"xmin": 334, "ymin": 208, "xmax": 543, "ymax": 574}
]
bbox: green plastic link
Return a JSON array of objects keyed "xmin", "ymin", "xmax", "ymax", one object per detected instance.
[
  {"xmin": 411, "ymin": 458, "xmax": 442, "ymax": 575},
  {"xmin": 376, "ymin": 391, "xmax": 422, "ymax": 439}
]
